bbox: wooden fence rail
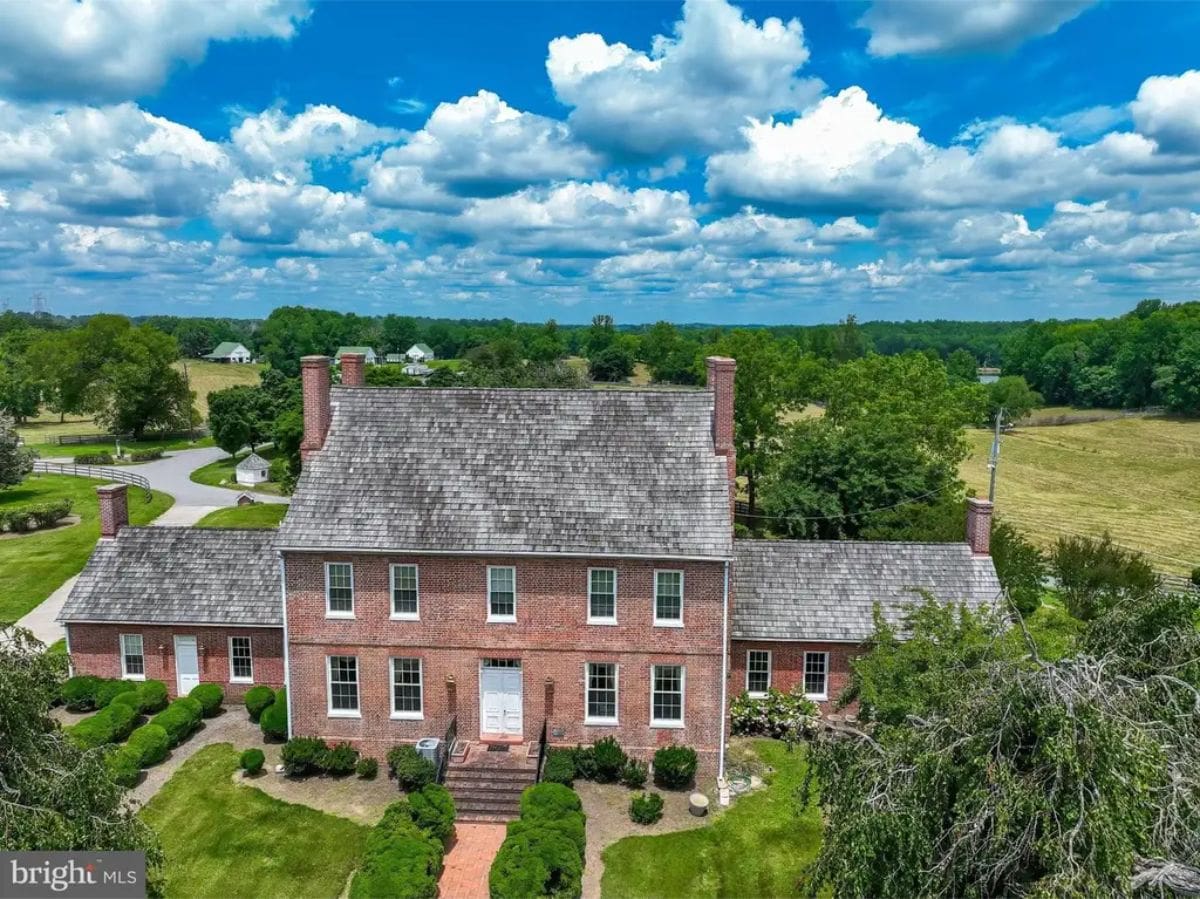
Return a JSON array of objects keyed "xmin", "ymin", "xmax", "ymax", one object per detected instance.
[{"xmin": 31, "ymin": 461, "xmax": 153, "ymax": 502}]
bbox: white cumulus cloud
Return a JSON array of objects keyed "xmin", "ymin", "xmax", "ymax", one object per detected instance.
[
  {"xmin": 232, "ymin": 104, "xmax": 400, "ymax": 179},
  {"xmin": 1131, "ymin": 70, "xmax": 1200, "ymax": 154}
]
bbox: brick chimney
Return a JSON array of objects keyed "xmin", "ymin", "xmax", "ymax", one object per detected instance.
[
  {"xmin": 706, "ymin": 356, "xmax": 737, "ymax": 515},
  {"xmin": 966, "ymin": 497, "xmax": 994, "ymax": 555},
  {"xmin": 300, "ymin": 355, "xmax": 332, "ymax": 461},
  {"xmin": 340, "ymin": 352, "xmax": 366, "ymax": 387},
  {"xmin": 97, "ymin": 484, "xmax": 128, "ymax": 539}
]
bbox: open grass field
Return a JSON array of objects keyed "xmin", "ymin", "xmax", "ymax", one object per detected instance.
[
  {"xmin": 176, "ymin": 360, "xmax": 264, "ymax": 418},
  {"xmin": 141, "ymin": 744, "xmax": 367, "ymax": 899},
  {"xmin": 0, "ymin": 475, "xmax": 173, "ymax": 623},
  {"xmin": 195, "ymin": 503, "xmax": 288, "ymax": 529},
  {"xmin": 601, "ymin": 739, "xmax": 822, "ymax": 899},
  {"xmin": 961, "ymin": 415, "xmax": 1200, "ymax": 575}
]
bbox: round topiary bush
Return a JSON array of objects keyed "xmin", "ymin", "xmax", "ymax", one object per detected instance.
[
  {"xmin": 70, "ymin": 701, "xmax": 139, "ymax": 749},
  {"xmin": 177, "ymin": 696, "xmax": 204, "ymax": 721},
  {"xmin": 350, "ymin": 818, "xmax": 442, "ymax": 899},
  {"xmin": 357, "ymin": 757, "xmax": 379, "ymax": 779},
  {"xmin": 387, "ymin": 744, "xmax": 436, "ymax": 792},
  {"xmin": 321, "ymin": 742, "xmax": 360, "ymax": 776},
  {"xmin": 519, "ymin": 782, "xmax": 583, "ymax": 821},
  {"xmin": 95, "ymin": 679, "xmax": 138, "ymax": 709},
  {"xmin": 409, "ymin": 784, "xmax": 456, "ymax": 847},
  {"xmin": 109, "ymin": 690, "xmax": 141, "ymax": 712},
  {"xmin": 542, "ymin": 749, "xmax": 575, "ymax": 786},
  {"xmin": 652, "ymin": 744, "xmax": 698, "ymax": 789},
  {"xmin": 135, "ymin": 680, "xmax": 169, "ymax": 714},
  {"xmin": 105, "ymin": 745, "xmax": 143, "ymax": 788},
  {"xmin": 189, "ymin": 683, "xmax": 224, "ymax": 717},
  {"xmin": 591, "ymin": 735, "xmax": 627, "ymax": 783},
  {"xmin": 151, "ymin": 698, "xmax": 202, "ymax": 747},
  {"xmin": 620, "ymin": 758, "xmax": 648, "ymax": 789},
  {"xmin": 240, "ymin": 748, "xmax": 266, "ymax": 775},
  {"xmin": 506, "ymin": 813, "xmax": 586, "ymax": 859},
  {"xmin": 260, "ymin": 689, "xmax": 288, "ymax": 741},
  {"xmin": 127, "ymin": 724, "xmax": 170, "ymax": 766},
  {"xmin": 630, "ymin": 792, "xmax": 664, "ymax": 825},
  {"xmin": 61, "ymin": 675, "xmax": 103, "ymax": 711},
  {"xmin": 244, "ymin": 685, "xmax": 275, "ymax": 721},
  {"xmin": 489, "ymin": 828, "xmax": 582, "ymax": 899}
]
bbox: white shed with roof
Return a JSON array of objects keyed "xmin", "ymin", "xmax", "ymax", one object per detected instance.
[{"xmin": 235, "ymin": 452, "xmax": 271, "ymax": 486}]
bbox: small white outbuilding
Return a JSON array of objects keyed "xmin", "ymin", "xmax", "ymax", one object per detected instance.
[{"xmin": 235, "ymin": 452, "xmax": 271, "ymax": 486}]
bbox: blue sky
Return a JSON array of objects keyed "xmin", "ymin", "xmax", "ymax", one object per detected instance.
[{"xmin": 0, "ymin": 1, "xmax": 1198, "ymax": 324}]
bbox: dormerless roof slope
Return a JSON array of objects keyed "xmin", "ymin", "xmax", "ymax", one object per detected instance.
[
  {"xmin": 279, "ymin": 387, "xmax": 733, "ymax": 559},
  {"xmin": 733, "ymin": 539, "xmax": 1001, "ymax": 642},
  {"xmin": 58, "ymin": 528, "xmax": 281, "ymax": 626}
]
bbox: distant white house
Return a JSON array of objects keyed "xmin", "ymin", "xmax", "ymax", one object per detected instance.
[
  {"xmin": 406, "ymin": 343, "xmax": 435, "ymax": 362},
  {"xmin": 235, "ymin": 452, "xmax": 271, "ymax": 486},
  {"xmin": 977, "ymin": 367, "xmax": 1002, "ymax": 384},
  {"xmin": 203, "ymin": 342, "xmax": 253, "ymax": 364},
  {"xmin": 335, "ymin": 346, "xmax": 378, "ymax": 365},
  {"xmin": 403, "ymin": 362, "xmax": 433, "ymax": 378}
]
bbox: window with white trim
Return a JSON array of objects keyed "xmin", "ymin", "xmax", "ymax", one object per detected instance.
[
  {"xmin": 651, "ymin": 664, "xmax": 684, "ymax": 726},
  {"xmin": 653, "ymin": 570, "xmax": 683, "ymax": 626},
  {"xmin": 327, "ymin": 655, "xmax": 359, "ymax": 715},
  {"xmin": 585, "ymin": 662, "xmax": 618, "ymax": 724},
  {"xmin": 326, "ymin": 562, "xmax": 354, "ymax": 616},
  {"xmin": 746, "ymin": 650, "xmax": 771, "ymax": 696},
  {"xmin": 391, "ymin": 658, "xmax": 423, "ymax": 718},
  {"xmin": 588, "ymin": 569, "xmax": 616, "ymax": 623},
  {"xmin": 804, "ymin": 651, "xmax": 829, "ymax": 699},
  {"xmin": 229, "ymin": 636, "xmax": 253, "ymax": 683},
  {"xmin": 120, "ymin": 634, "xmax": 144, "ymax": 680},
  {"xmin": 391, "ymin": 564, "xmax": 419, "ymax": 618},
  {"xmin": 488, "ymin": 566, "xmax": 516, "ymax": 621}
]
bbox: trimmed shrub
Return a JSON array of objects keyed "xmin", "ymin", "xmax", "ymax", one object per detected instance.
[
  {"xmin": 652, "ymin": 745, "xmax": 698, "ymax": 790},
  {"xmin": 321, "ymin": 742, "xmax": 360, "ymax": 776},
  {"xmin": 240, "ymin": 748, "xmax": 266, "ymax": 775},
  {"xmin": 409, "ymin": 784, "xmax": 456, "ymax": 847},
  {"xmin": 350, "ymin": 805, "xmax": 443, "ymax": 899},
  {"xmin": 282, "ymin": 736, "xmax": 326, "ymax": 776},
  {"xmin": 630, "ymin": 792, "xmax": 664, "ymax": 825},
  {"xmin": 28, "ymin": 499, "xmax": 72, "ymax": 529},
  {"xmin": 570, "ymin": 744, "xmax": 597, "ymax": 781},
  {"xmin": 591, "ymin": 735, "xmax": 627, "ymax": 783},
  {"xmin": 70, "ymin": 702, "xmax": 138, "ymax": 750},
  {"xmin": 520, "ymin": 782, "xmax": 583, "ymax": 821},
  {"xmin": 135, "ymin": 680, "xmax": 169, "ymax": 714},
  {"xmin": 95, "ymin": 679, "xmax": 138, "ymax": 709},
  {"xmin": 507, "ymin": 813, "xmax": 586, "ymax": 860},
  {"xmin": 127, "ymin": 724, "xmax": 170, "ymax": 766},
  {"xmin": 177, "ymin": 696, "xmax": 204, "ymax": 720},
  {"xmin": 74, "ymin": 452, "xmax": 114, "ymax": 465},
  {"xmin": 129, "ymin": 449, "xmax": 163, "ymax": 462},
  {"xmin": 260, "ymin": 688, "xmax": 288, "ymax": 741},
  {"xmin": 357, "ymin": 757, "xmax": 379, "ymax": 779},
  {"xmin": 244, "ymin": 685, "xmax": 275, "ymax": 721},
  {"xmin": 109, "ymin": 690, "xmax": 141, "ymax": 712},
  {"xmin": 489, "ymin": 827, "xmax": 583, "ymax": 899},
  {"xmin": 620, "ymin": 758, "xmax": 648, "ymax": 790},
  {"xmin": 105, "ymin": 745, "xmax": 143, "ymax": 788},
  {"xmin": 730, "ymin": 687, "xmax": 820, "ymax": 739},
  {"xmin": 542, "ymin": 749, "xmax": 575, "ymax": 786},
  {"xmin": 61, "ymin": 675, "xmax": 103, "ymax": 711},
  {"xmin": 388, "ymin": 744, "xmax": 436, "ymax": 791},
  {"xmin": 151, "ymin": 698, "xmax": 202, "ymax": 747},
  {"xmin": 189, "ymin": 683, "xmax": 224, "ymax": 717}
]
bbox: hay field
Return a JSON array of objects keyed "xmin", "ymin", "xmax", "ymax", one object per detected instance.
[{"xmin": 175, "ymin": 360, "xmax": 264, "ymax": 417}]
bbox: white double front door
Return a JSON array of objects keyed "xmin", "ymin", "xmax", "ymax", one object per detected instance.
[
  {"xmin": 174, "ymin": 636, "xmax": 200, "ymax": 696},
  {"xmin": 480, "ymin": 660, "xmax": 523, "ymax": 737}
]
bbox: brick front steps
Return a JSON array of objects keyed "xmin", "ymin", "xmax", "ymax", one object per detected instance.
[{"xmin": 445, "ymin": 743, "xmax": 538, "ymax": 822}]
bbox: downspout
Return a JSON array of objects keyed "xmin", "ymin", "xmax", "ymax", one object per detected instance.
[
  {"xmin": 64, "ymin": 625, "xmax": 73, "ymax": 678},
  {"xmin": 718, "ymin": 559, "xmax": 730, "ymax": 781},
  {"xmin": 279, "ymin": 554, "xmax": 293, "ymax": 740}
]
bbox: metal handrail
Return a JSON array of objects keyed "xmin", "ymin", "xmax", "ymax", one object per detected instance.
[
  {"xmin": 437, "ymin": 715, "xmax": 458, "ymax": 783},
  {"xmin": 535, "ymin": 718, "xmax": 549, "ymax": 782},
  {"xmin": 31, "ymin": 461, "xmax": 153, "ymax": 502}
]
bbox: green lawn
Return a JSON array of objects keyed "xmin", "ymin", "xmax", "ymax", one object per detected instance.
[
  {"xmin": 0, "ymin": 476, "xmax": 173, "ymax": 624},
  {"xmin": 601, "ymin": 740, "xmax": 823, "ymax": 899},
  {"xmin": 189, "ymin": 448, "xmax": 283, "ymax": 495},
  {"xmin": 195, "ymin": 503, "xmax": 288, "ymax": 529},
  {"xmin": 141, "ymin": 744, "xmax": 367, "ymax": 899},
  {"xmin": 21, "ymin": 434, "xmax": 214, "ymax": 460}
]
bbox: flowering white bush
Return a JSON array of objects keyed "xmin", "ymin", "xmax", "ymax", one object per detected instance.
[{"xmin": 730, "ymin": 687, "xmax": 820, "ymax": 740}]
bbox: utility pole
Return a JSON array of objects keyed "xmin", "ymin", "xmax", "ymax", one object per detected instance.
[{"xmin": 988, "ymin": 406, "xmax": 1004, "ymax": 503}]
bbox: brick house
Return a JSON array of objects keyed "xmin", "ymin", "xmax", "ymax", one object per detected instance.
[{"xmin": 59, "ymin": 352, "xmax": 999, "ymax": 808}]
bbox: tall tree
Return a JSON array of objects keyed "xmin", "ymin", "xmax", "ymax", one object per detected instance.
[
  {"xmin": 0, "ymin": 412, "xmax": 36, "ymax": 489},
  {"xmin": 208, "ymin": 386, "xmax": 274, "ymax": 455},
  {"xmin": 93, "ymin": 324, "xmax": 195, "ymax": 438}
]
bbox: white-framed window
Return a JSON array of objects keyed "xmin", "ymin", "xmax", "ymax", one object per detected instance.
[
  {"xmin": 746, "ymin": 650, "xmax": 771, "ymax": 696},
  {"xmin": 120, "ymin": 634, "xmax": 145, "ymax": 680},
  {"xmin": 653, "ymin": 570, "xmax": 684, "ymax": 627},
  {"xmin": 390, "ymin": 564, "xmax": 419, "ymax": 619},
  {"xmin": 325, "ymin": 562, "xmax": 354, "ymax": 617},
  {"xmin": 229, "ymin": 636, "xmax": 253, "ymax": 683},
  {"xmin": 487, "ymin": 566, "xmax": 516, "ymax": 622},
  {"xmin": 585, "ymin": 662, "xmax": 618, "ymax": 725},
  {"xmin": 390, "ymin": 658, "xmax": 423, "ymax": 719},
  {"xmin": 327, "ymin": 655, "xmax": 360, "ymax": 717},
  {"xmin": 804, "ymin": 651, "xmax": 829, "ymax": 700},
  {"xmin": 587, "ymin": 568, "xmax": 617, "ymax": 624},
  {"xmin": 651, "ymin": 664, "xmax": 685, "ymax": 727}
]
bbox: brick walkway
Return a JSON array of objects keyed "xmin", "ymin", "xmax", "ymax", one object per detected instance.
[{"xmin": 440, "ymin": 822, "xmax": 507, "ymax": 898}]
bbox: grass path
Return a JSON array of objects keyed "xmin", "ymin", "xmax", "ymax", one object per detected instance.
[
  {"xmin": 195, "ymin": 503, "xmax": 288, "ymax": 529},
  {"xmin": 141, "ymin": 743, "xmax": 367, "ymax": 899},
  {"xmin": 961, "ymin": 416, "xmax": 1200, "ymax": 574},
  {"xmin": 601, "ymin": 740, "xmax": 822, "ymax": 899},
  {"xmin": 0, "ymin": 476, "xmax": 173, "ymax": 623}
]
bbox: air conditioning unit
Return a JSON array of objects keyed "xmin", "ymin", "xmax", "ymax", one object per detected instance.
[{"xmin": 416, "ymin": 737, "xmax": 441, "ymax": 766}]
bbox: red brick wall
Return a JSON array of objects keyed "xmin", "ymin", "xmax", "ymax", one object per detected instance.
[
  {"xmin": 97, "ymin": 484, "xmax": 128, "ymax": 538},
  {"xmin": 66, "ymin": 623, "xmax": 284, "ymax": 699},
  {"xmin": 284, "ymin": 552, "xmax": 728, "ymax": 774},
  {"xmin": 728, "ymin": 639, "xmax": 860, "ymax": 712}
]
